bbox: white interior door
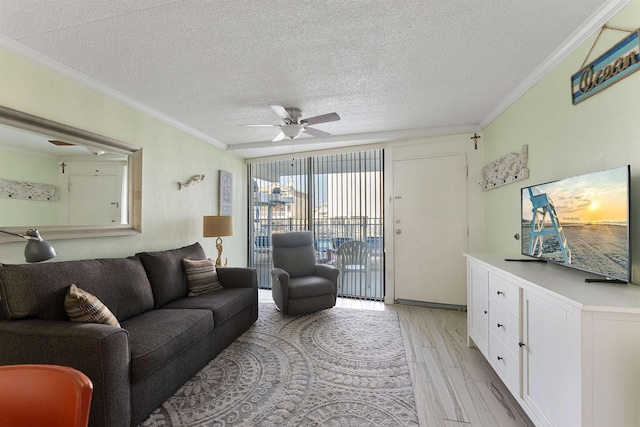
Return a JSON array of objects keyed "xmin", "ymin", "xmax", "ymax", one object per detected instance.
[
  {"xmin": 393, "ymin": 154, "xmax": 468, "ymax": 305},
  {"xmin": 68, "ymin": 175, "xmax": 123, "ymax": 225}
]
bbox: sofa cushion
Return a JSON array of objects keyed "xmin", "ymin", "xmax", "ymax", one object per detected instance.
[
  {"xmin": 65, "ymin": 284, "xmax": 121, "ymax": 327},
  {"xmin": 121, "ymin": 308, "xmax": 213, "ymax": 382},
  {"xmin": 163, "ymin": 287, "xmax": 255, "ymax": 326},
  {"xmin": 136, "ymin": 243, "xmax": 206, "ymax": 308},
  {"xmin": 0, "ymin": 257, "xmax": 154, "ymax": 321},
  {"xmin": 182, "ymin": 258, "xmax": 223, "ymax": 296}
]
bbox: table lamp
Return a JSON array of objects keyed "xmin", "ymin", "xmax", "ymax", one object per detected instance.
[
  {"xmin": 0, "ymin": 228, "xmax": 57, "ymax": 262},
  {"xmin": 203, "ymin": 216, "xmax": 233, "ymax": 267}
]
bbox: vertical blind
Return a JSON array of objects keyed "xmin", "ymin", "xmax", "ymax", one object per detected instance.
[{"xmin": 249, "ymin": 149, "xmax": 384, "ymax": 300}]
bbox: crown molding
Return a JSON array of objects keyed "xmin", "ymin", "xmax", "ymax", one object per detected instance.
[
  {"xmin": 480, "ymin": 0, "xmax": 631, "ymax": 128},
  {"xmin": 0, "ymin": 34, "xmax": 227, "ymax": 150},
  {"xmin": 226, "ymin": 124, "xmax": 481, "ymax": 152}
]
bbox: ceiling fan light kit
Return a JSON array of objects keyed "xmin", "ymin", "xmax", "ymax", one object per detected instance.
[
  {"xmin": 241, "ymin": 104, "xmax": 341, "ymax": 142},
  {"xmin": 281, "ymin": 124, "xmax": 305, "ymax": 140}
]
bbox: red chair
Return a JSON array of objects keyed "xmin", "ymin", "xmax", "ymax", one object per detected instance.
[{"xmin": 0, "ymin": 364, "xmax": 93, "ymax": 427}]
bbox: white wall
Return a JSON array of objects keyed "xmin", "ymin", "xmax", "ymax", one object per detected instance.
[
  {"xmin": 0, "ymin": 148, "xmax": 60, "ymax": 225},
  {"xmin": 482, "ymin": 0, "xmax": 640, "ymax": 281},
  {"xmin": 0, "ymin": 45, "xmax": 248, "ymax": 265}
]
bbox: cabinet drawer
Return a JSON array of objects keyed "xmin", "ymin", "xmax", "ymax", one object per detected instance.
[
  {"xmin": 489, "ymin": 301, "xmax": 520, "ymax": 354},
  {"xmin": 489, "ymin": 273, "xmax": 519, "ymax": 318},
  {"xmin": 489, "ymin": 332, "xmax": 520, "ymax": 393}
]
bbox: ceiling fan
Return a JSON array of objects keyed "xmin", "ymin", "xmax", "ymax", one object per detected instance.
[
  {"xmin": 48, "ymin": 139, "xmax": 74, "ymax": 146},
  {"xmin": 241, "ymin": 105, "xmax": 340, "ymax": 142}
]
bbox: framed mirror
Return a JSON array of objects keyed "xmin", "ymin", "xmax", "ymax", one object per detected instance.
[{"xmin": 0, "ymin": 106, "xmax": 142, "ymax": 243}]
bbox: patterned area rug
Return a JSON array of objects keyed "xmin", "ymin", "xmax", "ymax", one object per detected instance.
[{"xmin": 140, "ymin": 303, "xmax": 419, "ymax": 427}]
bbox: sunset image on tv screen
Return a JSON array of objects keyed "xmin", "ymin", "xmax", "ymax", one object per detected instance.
[{"xmin": 521, "ymin": 166, "xmax": 629, "ymax": 281}]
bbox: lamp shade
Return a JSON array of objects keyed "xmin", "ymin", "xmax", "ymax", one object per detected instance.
[
  {"xmin": 0, "ymin": 228, "xmax": 57, "ymax": 263},
  {"xmin": 203, "ymin": 216, "xmax": 234, "ymax": 238},
  {"xmin": 24, "ymin": 238, "xmax": 57, "ymax": 263}
]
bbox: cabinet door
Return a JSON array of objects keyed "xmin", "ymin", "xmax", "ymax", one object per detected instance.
[
  {"xmin": 522, "ymin": 290, "xmax": 580, "ymax": 427},
  {"xmin": 468, "ymin": 261, "xmax": 489, "ymax": 356},
  {"xmin": 589, "ymin": 312, "xmax": 640, "ymax": 427}
]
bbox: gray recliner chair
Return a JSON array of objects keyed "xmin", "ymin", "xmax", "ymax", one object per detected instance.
[{"xmin": 270, "ymin": 231, "xmax": 340, "ymax": 315}]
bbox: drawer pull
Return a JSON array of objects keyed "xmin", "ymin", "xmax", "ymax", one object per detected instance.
[
  {"xmin": 497, "ymin": 356, "xmax": 504, "ymax": 361},
  {"xmin": 497, "ymin": 323, "xmax": 504, "ymax": 328},
  {"xmin": 497, "ymin": 290, "xmax": 504, "ymax": 295},
  {"xmin": 519, "ymin": 342, "xmax": 526, "ymax": 348},
  {"xmin": 484, "ymin": 310, "xmax": 488, "ymax": 314}
]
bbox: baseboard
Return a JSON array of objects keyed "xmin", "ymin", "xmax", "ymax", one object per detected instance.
[{"xmin": 395, "ymin": 298, "xmax": 467, "ymax": 312}]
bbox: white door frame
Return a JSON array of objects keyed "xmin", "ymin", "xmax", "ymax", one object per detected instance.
[{"xmin": 383, "ymin": 135, "xmax": 485, "ymax": 305}]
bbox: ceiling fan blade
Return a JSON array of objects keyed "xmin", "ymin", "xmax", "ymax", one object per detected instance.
[
  {"xmin": 303, "ymin": 127, "xmax": 331, "ymax": 138},
  {"xmin": 272, "ymin": 131, "xmax": 286, "ymax": 142},
  {"xmin": 239, "ymin": 124, "xmax": 280, "ymax": 127},
  {"xmin": 269, "ymin": 105, "xmax": 292, "ymax": 122},
  {"xmin": 49, "ymin": 139, "xmax": 74, "ymax": 146},
  {"xmin": 301, "ymin": 112, "xmax": 340, "ymax": 126}
]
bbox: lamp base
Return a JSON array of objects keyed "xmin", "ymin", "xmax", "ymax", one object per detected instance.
[{"xmin": 215, "ymin": 237, "xmax": 228, "ymax": 267}]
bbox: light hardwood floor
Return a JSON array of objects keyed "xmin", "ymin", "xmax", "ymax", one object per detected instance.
[{"xmin": 258, "ymin": 290, "xmax": 534, "ymax": 427}]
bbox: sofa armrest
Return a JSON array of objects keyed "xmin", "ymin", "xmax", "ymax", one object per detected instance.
[
  {"xmin": 216, "ymin": 267, "xmax": 258, "ymax": 290},
  {"xmin": 0, "ymin": 319, "xmax": 131, "ymax": 427}
]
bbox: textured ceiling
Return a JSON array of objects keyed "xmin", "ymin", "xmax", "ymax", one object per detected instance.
[{"xmin": 0, "ymin": 0, "xmax": 624, "ymax": 158}]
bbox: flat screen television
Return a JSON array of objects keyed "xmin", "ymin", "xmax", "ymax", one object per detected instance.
[{"xmin": 520, "ymin": 165, "xmax": 631, "ymax": 282}]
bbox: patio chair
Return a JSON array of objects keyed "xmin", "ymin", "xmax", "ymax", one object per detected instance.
[
  {"xmin": 336, "ymin": 240, "xmax": 372, "ymax": 295},
  {"xmin": 332, "ymin": 236, "xmax": 353, "ymax": 250},
  {"xmin": 271, "ymin": 231, "xmax": 340, "ymax": 315},
  {"xmin": 0, "ymin": 364, "xmax": 93, "ymax": 427}
]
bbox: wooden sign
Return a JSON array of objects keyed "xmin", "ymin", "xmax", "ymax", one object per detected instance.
[{"xmin": 571, "ymin": 29, "xmax": 640, "ymax": 105}]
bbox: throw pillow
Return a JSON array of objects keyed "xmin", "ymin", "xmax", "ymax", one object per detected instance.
[
  {"xmin": 182, "ymin": 258, "xmax": 223, "ymax": 296},
  {"xmin": 64, "ymin": 284, "xmax": 121, "ymax": 327}
]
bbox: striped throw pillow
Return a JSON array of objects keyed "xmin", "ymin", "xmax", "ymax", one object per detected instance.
[
  {"xmin": 64, "ymin": 284, "xmax": 120, "ymax": 327},
  {"xmin": 182, "ymin": 258, "xmax": 223, "ymax": 297}
]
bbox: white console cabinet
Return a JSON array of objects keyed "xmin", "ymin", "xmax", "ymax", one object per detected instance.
[{"xmin": 466, "ymin": 253, "xmax": 640, "ymax": 427}]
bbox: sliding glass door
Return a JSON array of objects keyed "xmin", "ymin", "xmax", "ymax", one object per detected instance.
[{"xmin": 249, "ymin": 149, "xmax": 384, "ymax": 300}]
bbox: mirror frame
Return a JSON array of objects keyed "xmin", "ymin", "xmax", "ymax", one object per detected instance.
[{"xmin": 0, "ymin": 105, "xmax": 142, "ymax": 243}]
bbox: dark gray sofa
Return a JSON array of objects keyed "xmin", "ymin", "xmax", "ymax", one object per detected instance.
[{"xmin": 0, "ymin": 242, "xmax": 258, "ymax": 427}]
